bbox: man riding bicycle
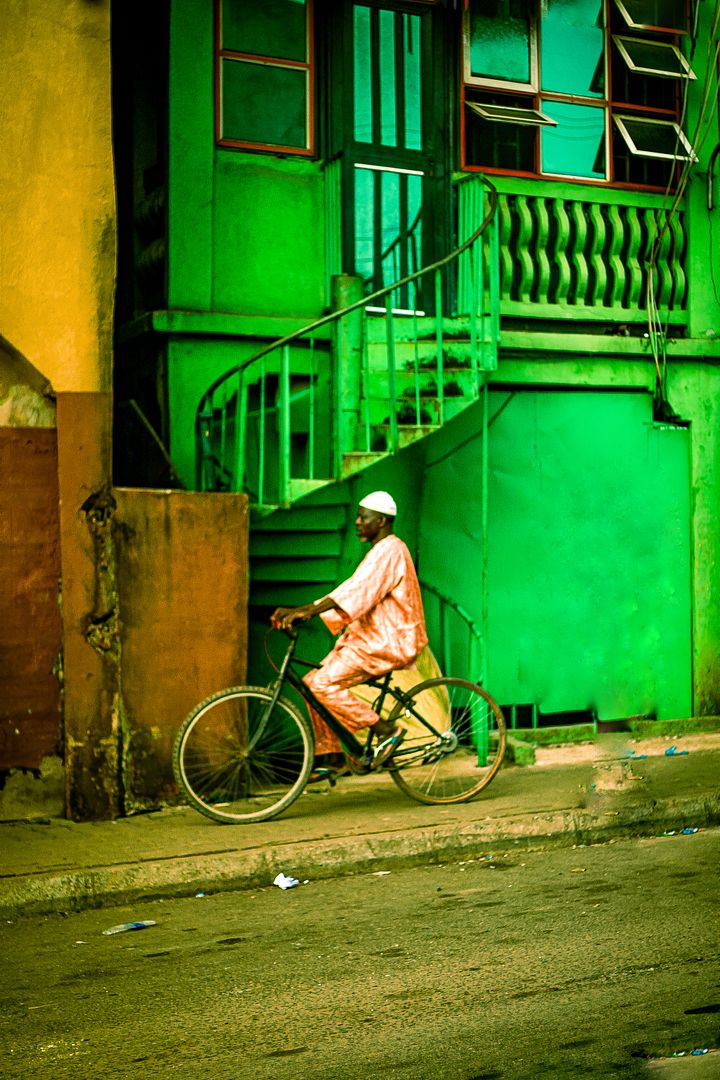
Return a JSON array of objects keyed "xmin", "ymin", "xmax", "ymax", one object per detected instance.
[{"xmin": 271, "ymin": 491, "xmax": 428, "ymax": 778}]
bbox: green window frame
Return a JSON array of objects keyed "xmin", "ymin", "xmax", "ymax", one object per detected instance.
[
  {"xmin": 461, "ymin": 0, "xmax": 695, "ymax": 189},
  {"xmin": 216, "ymin": 0, "xmax": 314, "ymax": 156}
]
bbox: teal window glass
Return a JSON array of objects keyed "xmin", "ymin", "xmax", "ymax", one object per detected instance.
[
  {"xmin": 469, "ymin": 0, "xmax": 532, "ymax": 85},
  {"xmin": 404, "ymin": 15, "xmax": 422, "ymax": 150},
  {"xmin": 354, "ymin": 167, "xmax": 375, "ymax": 282},
  {"xmin": 221, "ymin": 0, "xmax": 307, "ymax": 62},
  {"xmin": 541, "ymin": 0, "xmax": 605, "ymax": 97},
  {"xmin": 407, "ymin": 172, "xmax": 423, "ymax": 273},
  {"xmin": 540, "ymin": 101, "xmax": 606, "ymax": 178},
  {"xmin": 381, "ymin": 170, "xmax": 401, "ymax": 286},
  {"xmin": 222, "ymin": 60, "xmax": 307, "ymax": 148},
  {"xmin": 379, "ymin": 10, "xmax": 398, "ymax": 147},
  {"xmin": 353, "ymin": 5, "xmax": 372, "ymax": 142}
]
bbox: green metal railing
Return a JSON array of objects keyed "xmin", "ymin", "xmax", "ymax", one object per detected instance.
[
  {"xmin": 196, "ymin": 175, "xmax": 499, "ymax": 505},
  {"xmin": 420, "ymin": 579, "xmax": 485, "ymax": 685}
]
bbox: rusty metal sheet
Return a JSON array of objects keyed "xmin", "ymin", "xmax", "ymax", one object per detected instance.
[{"xmin": 114, "ymin": 489, "xmax": 249, "ymax": 808}]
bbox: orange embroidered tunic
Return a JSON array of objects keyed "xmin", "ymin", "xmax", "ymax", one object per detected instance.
[{"xmin": 320, "ymin": 534, "xmax": 428, "ymax": 676}]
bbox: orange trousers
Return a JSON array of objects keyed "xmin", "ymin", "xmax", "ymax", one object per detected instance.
[{"xmin": 303, "ymin": 646, "xmax": 383, "ymax": 756}]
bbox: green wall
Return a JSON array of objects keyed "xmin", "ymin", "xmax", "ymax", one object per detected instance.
[
  {"xmin": 169, "ymin": 0, "xmax": 327, "ymax": 319},
  {"xmin": 418, "ymin": 389, "xmax": 693, "ymax": 721}
]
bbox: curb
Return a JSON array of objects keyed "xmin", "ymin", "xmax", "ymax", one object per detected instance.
[{"xmin": 2, "ymin": 793, "xmax": 718, "ymax": 920}]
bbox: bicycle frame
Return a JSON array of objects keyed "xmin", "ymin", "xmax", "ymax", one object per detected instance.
[{"xmin": 258, "ymin": 629, "xmax": 445, "ymax": 761}]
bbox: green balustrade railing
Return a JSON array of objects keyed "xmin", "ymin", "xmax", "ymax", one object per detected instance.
[
  {"xmin": 196, "ymin": 175, "xmax": 499, "ymax": 506},
  {"xmin": 459, "ymin": 177, "xmax": 687, "ymax": 324}
]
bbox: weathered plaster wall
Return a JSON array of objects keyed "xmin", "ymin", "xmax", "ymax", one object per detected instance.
[
  {"xmin": 0, "ymin": 0, "xmax": 116, "ymax": 393},
  {"xmin": 669, "ymin": 363, "xmax": 720, "ymax": 715},
  {"xmin": 1, "ymin": 1, "xmax": 119, "ymax": 819}
]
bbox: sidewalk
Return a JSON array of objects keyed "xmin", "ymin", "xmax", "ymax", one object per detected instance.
[{"xmin": 1, "ymin": 732, "xmax": 718, "ymax": 919}]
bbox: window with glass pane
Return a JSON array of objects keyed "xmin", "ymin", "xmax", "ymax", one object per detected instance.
[
  {"xmin": 541, "ymin": 101, "xmax": 606, "ymax": 179},
  {"xmin": 465, "ymin": 92, "xmax": 536, "ymax": 171},
  {"xmin": 354, "ymin": 165, "xmax": 424, "ymax": 307},
  {"xmin": 353, "ymin": 5, "xmax": 422, "ymax": 150},
  {"xmin": 461, "ymin": 0, "xmax": 690, "ymax": 188},
  {"xmin": 218, "ymin": 0, "xmax": 313, "ymax": 153},
  {"xmin": 613, "ymin": 0, "xmax": 686, "ymax": 32},
  {"xmin": 540, "ymin": 0, "xmax": 605, "ymax": 97},
  {"xmin": 467, "ymin": 0, "xmax": 535, "ymax": 88}
]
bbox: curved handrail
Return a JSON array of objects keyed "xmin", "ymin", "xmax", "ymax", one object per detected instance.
[
  {"xmin": 420, "ymin": 578, "xmax": 485, "ymax": 684},
  {"xmin": 420, "ymin": 580, "xmax": 483, "ymax": 645},
  {"xmin": 197, "ymin": 175, "xmax": 498, "ymax": 409}
]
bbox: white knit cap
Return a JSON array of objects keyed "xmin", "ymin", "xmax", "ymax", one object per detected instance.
[{"xmin": 359, "ymin": 490, "xmax": 397, "ymax": 517}]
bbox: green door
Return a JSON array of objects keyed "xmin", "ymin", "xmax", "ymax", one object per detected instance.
[{"xmin": 332, "ymin": 1, "xmax": 450, "ymax": 312}]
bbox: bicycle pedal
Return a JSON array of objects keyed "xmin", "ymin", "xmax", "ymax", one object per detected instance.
[{"xmin": 308, "ymin": 767, "xmax": 337, "ymax": 787}]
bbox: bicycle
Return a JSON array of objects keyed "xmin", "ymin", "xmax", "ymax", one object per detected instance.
[{"xmin": 173, "ymin": 627, "xmax": 507, "ymax": 824}]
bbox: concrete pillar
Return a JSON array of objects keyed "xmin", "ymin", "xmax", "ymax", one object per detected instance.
[{"xmin": 331, "ymin": 274, "xmax": 365, "ymax": 473}]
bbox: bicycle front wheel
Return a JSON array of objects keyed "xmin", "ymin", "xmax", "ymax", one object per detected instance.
[
  {"xmin": 173, "ymin": 686, "xmax": 313, "ymax": 824},
  {"xmin": 387, "ymin": 677, "xmax": 506, "ymax": 805}
]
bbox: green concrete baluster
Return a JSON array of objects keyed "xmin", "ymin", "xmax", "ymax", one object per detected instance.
[
  {"xmin": 607, "ymin": 203, "xmax": 626, "ymax": 309},
  {"xmin": 625, "ymin": 205, "xmax": 643, "ymax": 311},
  {"xmin": 516, "ymin": 195, "xmax": 534, "ymax": 303},
  {"xmin": 386, "ymin": 295, "xmax": 399, "ymax": 453},
  {"xmin": 669, "ymin": 211, "xmax": 687, "ymax": 312},
  {"xmin": 553, "ymin": 198, "xmax": 571, "ymax": 306},
  {"xmin": 570, "ymin": 201, "xmax": 589, "ymax": 307},
  {"xmin": 498, "ymin": 195, "xmax": 514, "ymax": 303},
  {"xmin": 655, "ymin": 211, "xmax": 673, "ymax": 312},
  {"xmin": 435, "ymin": 269, "xmax": 444, "ymax": 424},
  {"xmin": 588, "ymin": 203, "xmax": 607, "ymax": 307},
  {"xmin": 489, "ymin": 210, "xmax": 500, "ymax": 356},
  {"xmin": 535, "ymin": 197, "xmax": 551, "ymax": 304}
]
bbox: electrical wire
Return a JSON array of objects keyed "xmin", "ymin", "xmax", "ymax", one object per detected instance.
[{"xmin": 643, "ymin": 1, "xmax": 720, "ymax": 408}]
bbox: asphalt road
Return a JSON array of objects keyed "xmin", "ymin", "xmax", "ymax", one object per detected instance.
[{"xmin": 2, "ymin": 829, "xmax": 719, "ymax": 1080}]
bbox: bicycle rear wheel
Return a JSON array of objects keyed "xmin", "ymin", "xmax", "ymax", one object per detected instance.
[
  {"xmin": 173, "ymin": 686, "xmax": 313, "ymax": 824},
  {"xmin": 387, "ymin": 677, "xmax": 506, "ymax": 805}
]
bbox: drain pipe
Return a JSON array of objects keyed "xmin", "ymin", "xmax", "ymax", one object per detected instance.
[{"xmin": 708, "ymin": 142, "xmax": 720, "ymax": 210}]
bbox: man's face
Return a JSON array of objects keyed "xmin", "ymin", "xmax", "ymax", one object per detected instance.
[{"xmin": 355, "ymin": 505, "xmax": 384, "ymax": 543}]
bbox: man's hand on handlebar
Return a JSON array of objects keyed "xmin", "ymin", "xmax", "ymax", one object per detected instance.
[
  {"xmin": 271, "ymin": 596, "xmax": 338, "ymax": 630},
  {"xmin": 270, "ymin": 605, "xmax": 314, "ymax": 630}
]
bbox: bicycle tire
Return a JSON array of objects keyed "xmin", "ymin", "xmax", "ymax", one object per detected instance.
[
  {"xmin": 387, "ymin": 677, "xmax": 506, "ymax": 805},
  {"xmin": 173, "ymin": 685, "xmax": 314, "ymax": 824}
]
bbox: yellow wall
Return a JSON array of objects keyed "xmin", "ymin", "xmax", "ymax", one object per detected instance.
[{"xmin": 0, "ymin": 0, "xmax": 115, "ymax": 392}]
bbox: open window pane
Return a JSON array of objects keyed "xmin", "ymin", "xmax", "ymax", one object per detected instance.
[
  {"xmin": 541, "ymin": 0, "xmax": 605, "ymax": 98},
  {"xmin": 466, "ymin": 101, "xmax": 557, "ymax": 126},
  {"xmin": 613, "ymin": 36, "xmax": 696, "ymax": 79},
  {"xmin": 221, "ymin": 0, "xmax": 308, "ymax": 62},
  {"xmin": 468, "ymin": 0, "xmax": 533, "ymax": 87},
  {"xmin": 541, "ymin": 101, "xmax": 607, "ymax": 178},
  {"xmin": 222, "ymin": 60, "xmax": 307, "ymax": 148},
  {"xmin": 465, "ymin": 92, "xmax": 536, "ymax": 170},
  {"xmin": 613, "ymin": 0, "xmax": 686, "ymax": 32},
  {"xmin": 613, "ymin": 114, "xmax": 696, "ymax": 160}
]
